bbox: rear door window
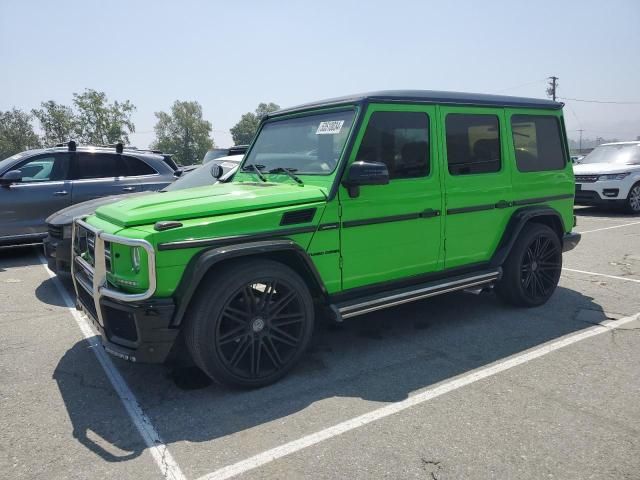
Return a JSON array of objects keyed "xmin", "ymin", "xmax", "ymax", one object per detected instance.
[
  {"xmin": 445, "ymin": 114, "xmax": 501, "ymax": 175},
  {"xmin": 510, "ymin": 115, "xmax": 567, "ymax": 172},
  {"xmin": 73, "ymin": 153, "xmax": 123, "ymax": 179}
]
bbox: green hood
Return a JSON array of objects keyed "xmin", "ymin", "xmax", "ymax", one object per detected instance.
[{"xmin": 95, "ymin": 182, "xmax": 327, "ymax": 227}]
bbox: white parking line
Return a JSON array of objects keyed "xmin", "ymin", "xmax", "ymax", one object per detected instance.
[
  {"xmin": 195, "ymin": 312, "xmax": 640, "ymax": 480},
  {"xmin": 40, "ymin": 255, "xmax": 186, "ymax": 480},
  {"xmin": 563, "ymin": 267, "xmax": 640, "ymax": 284},
  {"xmin": 578, "ymin": 221, "xmax": 640, "ymax": 234}
]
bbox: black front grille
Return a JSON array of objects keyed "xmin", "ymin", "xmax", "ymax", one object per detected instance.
[
  {"xmin": 48, "ymin": 224, "xmax": 63, "ymax": 239},
  {"xmin": 575, "ymin": 175, "xmax": 598, "ymax": 183},
  {"xmin": 77, "ymin": 284, "xmax": 98, "ymax": 320},
  {"xmin": 575, "ymin": 190, "xmax": 601, "ymax": 201}
]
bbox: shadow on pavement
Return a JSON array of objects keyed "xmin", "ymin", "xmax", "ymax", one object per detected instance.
[
  {"xmin": 574, "ymin": 206, "xmax": 637, "ymax": 219},
  {"xmin": 0, "ymin": 245, "xmax": 42, "ymax": 272},
  {"xmin": 52, "ymin": 285, "xmax": 609, "ymax": 463}
]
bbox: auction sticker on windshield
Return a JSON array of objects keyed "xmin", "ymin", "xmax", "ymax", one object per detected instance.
[{"xmin": 316, "ymin": 120, "xmax": 344, "ymax": 135}]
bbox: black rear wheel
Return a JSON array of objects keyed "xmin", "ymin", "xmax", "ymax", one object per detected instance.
[
  {"xmin": 496, "ymin": 223, "xmax": 562, "ymax": 307},
  {"xmin": 185, "ymin": 259, "xmax": 314, "ymax": 388}
]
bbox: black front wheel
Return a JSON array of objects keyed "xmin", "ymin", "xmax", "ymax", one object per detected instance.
[
  {"xmin": 496, "ymin": 223, "xmax": 562, "ymax": 307},
  {"xmin": 185, "ymin": 259, "xmax": 314, "ymax": 388}
]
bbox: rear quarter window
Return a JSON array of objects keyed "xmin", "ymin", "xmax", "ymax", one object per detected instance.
[
  {"xmin": 510, "ymin": 115, "xmax": 566, "ymax": 172},
  {"xmin": 122, "ymin": 156, "xmax": 157, "ymax": 176}
]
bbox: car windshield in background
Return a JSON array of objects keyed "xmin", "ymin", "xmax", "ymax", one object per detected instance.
[
  {"xmin": 203, "ymin": 148, "xmax": 229, "ymax": 163},
  {"xmin": 242, "ymin": 109, "xmax": 356, "ymax": 175},
  {"xmin": 580, "ymin": 144, "xmax": 640, "ymax": 165},
  {"xmin": 162, "ymin": 162, "xmax": 220, "ymax": 191}
]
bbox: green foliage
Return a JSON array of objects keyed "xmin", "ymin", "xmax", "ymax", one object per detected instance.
[
  {"xmin": 32, "ymin": 100, "xmax": 75, "ymax": 145},
  {"xmin": 72, "ymin": 89, "xmax": 136, "ymax": 145},
  {"xmin": 151, "ymin": 100, "xmax": 213, "ymax": 165},
  {"xmin": 230, "ymin": 102, "xmax": 280, "ymax": 145},
  {"xmin": 0, "ymin": 108, "xmax": 41, "ymax": 159}
]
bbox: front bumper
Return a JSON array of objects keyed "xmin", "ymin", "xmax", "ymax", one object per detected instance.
[
  {"xmin": 75, "ymin": 281, "xmax": 178, "ymax": 363},
  {"xmin": 562, "ymin": 232, "xmax": 581, "ymax": 253},
  {"xmin": 43, "ymin": 234, "xmax": 72, "ymax": 273},
  {"xmin": 574, "ymin": 181, "xmax": 627, "ymax": 206},
  {"xmin": 72, "ymin": 218, "xmax": 177, "ymax": 363}
]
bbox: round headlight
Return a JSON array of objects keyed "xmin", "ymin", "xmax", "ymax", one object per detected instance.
[{"xmin": 131, "ymin": 247, "xmax": 141, "ymax": 272}]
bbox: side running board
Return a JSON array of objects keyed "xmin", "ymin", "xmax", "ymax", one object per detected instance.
[{"xmin": 334, "ymin": 269, "xmax": 502, "ymax": 320}]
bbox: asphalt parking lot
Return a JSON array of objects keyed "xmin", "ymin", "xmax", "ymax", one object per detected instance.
[{"xmin": 2, "ymin": 207, "xmax": 639, "ymax": 480}]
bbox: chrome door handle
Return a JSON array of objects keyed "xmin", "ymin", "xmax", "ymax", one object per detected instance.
[
  {"xmin": 122, "ymin": 186, "xmax": 136, "ymax": 192},
  {"xmin": 53, "ymin": 190, "xmax": 68, "ymax": 196}
]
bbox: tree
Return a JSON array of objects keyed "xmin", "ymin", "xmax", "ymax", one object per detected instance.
[
  {"xmin": 72, "ymin": 89, "xmax": 136, "ymax": 145},
  {"xmin": 230, "ymin": 102, "xmax": 280, "ymax": 145},
  {"xmin": 0, "ymin": 108, "xmax": 40, "ymax": 159},
  {"xmin": 32, "ymin": 100, "xmax": 76, "ymax": 146},
  {"xmin": 151, "ymin": 100, "xmax": 213, "ymax": 165}
]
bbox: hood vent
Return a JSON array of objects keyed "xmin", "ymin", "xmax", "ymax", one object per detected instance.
[{"xmin": 280, "ymin": 208, "xmax": 317, "ymax": 226}]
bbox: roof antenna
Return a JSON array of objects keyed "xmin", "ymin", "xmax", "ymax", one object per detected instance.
[{"xmin": 116, "ymin": 142, "xmax": 123, "ymax": 154}]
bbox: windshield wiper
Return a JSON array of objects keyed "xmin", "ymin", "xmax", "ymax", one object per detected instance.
[
  {"xmin": 241, "ymin": 163, "xmax": 267, "ymax": 182},
  {"xmin": 268, "ymin": 167, "xmax": 303, "ymax": 186}
]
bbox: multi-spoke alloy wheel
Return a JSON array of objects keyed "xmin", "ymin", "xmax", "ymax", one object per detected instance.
[
  {"xmin": 496, "ymin": 223, "xmax": 562, "ymax": 307},
  {"xmin": 626, "ymin": 184, "xmax": 640, "ymax": 213},
  {"xmin": 215, "ymin": 280, "xmax": 305, "ymax": 380},
  {"xmin": 520, "ymin": 234, "xmax": 562, "ymax": 302},
  {"xmin": 186, "ymin": 259, "xmax": 314, "ymax": 388}
]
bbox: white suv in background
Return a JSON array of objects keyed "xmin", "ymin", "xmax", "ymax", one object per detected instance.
[{"xmin": 574, "ymin": 141, "xmax": 640, "ymax": 213}]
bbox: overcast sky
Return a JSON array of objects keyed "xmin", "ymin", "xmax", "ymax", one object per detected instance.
[{"xmin": 1, "ymin": 0, "xmax": 638, "ymax": 148}]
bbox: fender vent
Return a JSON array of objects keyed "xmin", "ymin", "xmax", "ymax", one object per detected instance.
[{"xmin": 280, "ymin": 208, "xmax": 317, "ymax": 226}]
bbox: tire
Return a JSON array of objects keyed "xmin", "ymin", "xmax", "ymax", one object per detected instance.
[
  {"xmin": 496, "ymin": 223, "xmax": 562, "ymax": 308},
  {"xmin": 184, "ymin": 259, "xmax": 315, "ymax": 388},
  {"xmin": 625, "ymin": 182, "xmax": 640, "ymax": 214}
]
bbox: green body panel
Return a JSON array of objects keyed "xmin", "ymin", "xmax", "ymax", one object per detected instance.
[
  {"xmin": 505, "ymin": 108, "xmax": 574, "ymax": 233},
  {"xmin": 80, "ymin": 100, "xmax": 575, "ymax": 303},
  {"xmin": 438, "ymin": 105, "xmax": 514, "ymax": 268},
  {"xmin": 339, "ymin": 103, "xmax": 444, "ymax": 289},
  {"xmin": 95, "ymin": 182, "xmax": 327, "ymax": 227}
]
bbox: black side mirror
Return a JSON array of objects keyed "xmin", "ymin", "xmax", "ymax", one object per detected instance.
[
  {"xmin": 211, "ymin": 164, "xmax": 223, "ymax": 179},
  {"xmin": 0, "ymin": 170, "xmax": 22, "ymax": 187},
  {"xmin": 342, "ymin": 161, "xmax": 389, "ymax": 198}
]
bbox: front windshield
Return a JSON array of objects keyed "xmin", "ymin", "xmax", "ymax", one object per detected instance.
[
  {"xmin": 580, "ymin": 144, "xmax": 640, "ymax": 165},
  {"xmin": 242, "ymin": 109, "xmax": 356, "ymax": 175}
]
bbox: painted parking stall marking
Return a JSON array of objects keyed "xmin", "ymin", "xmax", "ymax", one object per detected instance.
[
  {"xmin": 40, "ymin": 255, "xmax": 187, "ymax": 480},
  {"xmin": 195, "ymin": 312, "xmax": 639, "ymax": 480}
]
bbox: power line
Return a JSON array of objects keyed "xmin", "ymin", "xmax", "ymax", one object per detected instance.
[{"xmin": 559, "ymin": 96, "xmax": 640, "ymax": 105}]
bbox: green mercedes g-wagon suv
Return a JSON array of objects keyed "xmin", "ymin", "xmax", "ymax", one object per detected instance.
[{"xmin": 71, "ymin": 90, "xmax": 580, "ymax": 387}]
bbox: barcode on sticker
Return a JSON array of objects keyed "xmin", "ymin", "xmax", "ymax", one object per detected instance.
[{"xmin": 316, "ymin": 120, "xmax": 344, "ymax": 135}]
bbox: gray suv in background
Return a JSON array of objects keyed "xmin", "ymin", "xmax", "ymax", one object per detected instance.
[{"xmin": 0, "ymin": 142, "xmax": 178, "ymax": 246}]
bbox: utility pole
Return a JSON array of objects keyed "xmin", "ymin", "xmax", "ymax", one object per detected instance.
[
  {"xmin": 578, "ymin": 129, "xmax": 584, "ymax": 152},
  {"xmin": 547, "ymin": 76, "xmax": 559, "ymax": 101}
]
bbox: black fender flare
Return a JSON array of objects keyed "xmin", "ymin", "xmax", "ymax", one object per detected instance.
[
  {"xmin": 490, "ymin": 206, "xmax": 566, "ymax": 267},
  {"xmin": 171, "ymin": 239, "xmax": 327, "ymax": 326}
]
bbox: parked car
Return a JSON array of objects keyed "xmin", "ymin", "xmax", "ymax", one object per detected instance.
[
  {"xmin": 0, "ymin": 142, "xmax": 178, "ymax": 247},
  {"xmin": 71, "ymin": 90, "xmax": 580, "ymax": 388},
  {"xmin": 44, "ymin": 154, "xmax": 242, "ymax": 273},
  {"xmin": 203, "ymin": 145, "xmax": 248, "ymax": 163},
  {"xmin": 574, "ymin": 141, "xmax": 640, "ymax": 213}
]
